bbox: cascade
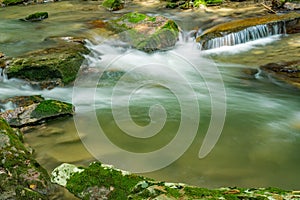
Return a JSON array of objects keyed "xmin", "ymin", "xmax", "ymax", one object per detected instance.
[{"xmin": 200, "ymin": 21, "xmax": 287, "ymax": 50}]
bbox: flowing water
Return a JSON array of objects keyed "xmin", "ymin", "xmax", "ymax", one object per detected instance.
[{"xmin": 1, "ymin": 0, "xmax": 300, "ymax": 194}]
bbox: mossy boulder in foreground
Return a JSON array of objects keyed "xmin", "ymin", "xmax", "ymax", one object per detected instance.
[
  {"xmin": 52, "ymin": 162, "xmax": 300, "ymax": 200},
  {"xmin": 51, "ymin": 162, "xmax": 146, "ymax": 200},
  {"xmin": 107, "ymin": 12, "xmax": 180, "ymax": 52},
  {"xmin": 5, "ymin": 37, "xmax": 89, "ymax": 89},
  {"xmin": 0, "ymin": 118, "xmax": 59, "ymax": 199},
  {"xmin": 0, "ymin": 95, "xmax": 74, "ymax": 127}
]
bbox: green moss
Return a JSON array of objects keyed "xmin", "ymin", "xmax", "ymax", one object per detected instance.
[
  {"xmin": 25, "ymin": 12, "xmax": 48, "ymax": 21},
  {"xmin": 107, "ymin": 12, "xmax": 179, "ymax": 52},
  {"xmin": 184, "ymin": 186, "xmax": 221, "ymax": 198},
  {"xmin": 161, "ymin": 20, "xmax": 179, "ymax": 32},
  {"xmin": 135, "ymin": 20, "xmax": 179, "ymax": 52},
  {"xmin": 102, "ymin": 0, "xmax": 124, "ymax": 11},
  {"xmin": 0, "ymin": 118, "xmax": 53, "ymax": 199},
  {"xmin": 204, "ymin": 0, "xmax": 223, "ymax": 5},
  {"xmin": 66, "ymin": 162, "xmax": 146, "ymax": 200},
  {"xmin": 7, "ymin": 44, "xmax": 88, "ymax": 85},
  {"xmin": 15, "ymin": 187, "xmax": 47, "ymax": 200},
  {"xmin": 30, "ymin": 100, "xmax": 73, "ymax": 119},
  {"xmin": 166, "ymin": 2, "xmax": 178, "ymax": 8},
  {"xmin": 263, "ymin": 187, "xmax": 289, "ymax": 194},
  {"xmin": 121, "ymin": 12, "xmax": 147, "ymax": 23},
  {"xmin": 164, "ymin": 186, "xmax": 181, "ymax": 198}
]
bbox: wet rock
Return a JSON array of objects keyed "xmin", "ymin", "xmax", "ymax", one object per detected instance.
[
  {"xmin": 4, "ymin": 37, "xmax": 89, "ymax": 89},
  {"xmin": 260, "ymin": 60, "xmax": 300, "ymax": 89},
  {"xmin": 284, "ymin": 2, "xmax": 300, "ymax": 10},
  {"xmin": 107, "ymin": 12, "xmax": 179, "ymax": 52},
  {"xmin": 196, "ymin": 12, "xmax": 300, "ymax": 50},
  {"xmin": 20, "ymin": 12, "xmax": 49, "ymax": 22},
  {"xmin": 0, "ymin": 95, "xmax": 74, "ymax": 127},
  {"xmin": 0, "ymin": 118, "xmax": 59, "ymax": 199},
  {"xmin": 102, "ymin": 0, "xmax": 124, "ymax": 11}
]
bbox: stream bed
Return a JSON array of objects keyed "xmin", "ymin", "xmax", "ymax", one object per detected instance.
[{"xmin": 1, "ymin": 0, "xmax": 300, "ymax": 191}]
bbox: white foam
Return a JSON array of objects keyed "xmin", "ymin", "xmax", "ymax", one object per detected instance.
[{"xmin": 200, "ymin": 35, "xmax": 281, "ymax": 55}]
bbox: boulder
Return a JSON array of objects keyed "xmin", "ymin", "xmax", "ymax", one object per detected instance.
[
  {"xmin": 107, "ymin": 12, "xmax": 179, "ymax": 52},
  {"xmin": 4, "ymin": 37, "xmax": 89, "ymax": 89},
  {"xmin": 0, "ymin": 95, "xmax": 74, "ymax": 127},
  {"xmin": 196, "ymin": 12, "xmax": 300, "ymax": 50},
  {"xmin": 0, "ymin": 118, "xmax": 59, "ymax": 199},
  {"xmin": 260, "ymin": 60, "xmax": 300, "ymax": 89}
]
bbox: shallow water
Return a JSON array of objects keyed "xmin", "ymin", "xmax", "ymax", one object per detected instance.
[{"xmin": 1, "ymin": 0, "xmax": 300, "ymax": 192}]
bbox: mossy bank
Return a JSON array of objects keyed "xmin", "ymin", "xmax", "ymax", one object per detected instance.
[{"xmin": 52, "ymin": 162, "xmax": 300, "ymax": 200}]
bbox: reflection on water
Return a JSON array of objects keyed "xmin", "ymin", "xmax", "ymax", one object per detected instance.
[{"xmin": 1, "ymin": 0, "xmax": 300, "ymax": 191}]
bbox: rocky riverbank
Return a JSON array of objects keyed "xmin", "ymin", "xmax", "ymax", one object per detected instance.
[
  {"xmin": 0, "ymin": 118, "xmax": 60, "ymax": 199},
  {"xmin": 51, "ymin": 162, "xmax": 300, "ymax": 200},
  {"xmin": 1, "ymin": 0, "xmax": 300, "ymax": 199}
]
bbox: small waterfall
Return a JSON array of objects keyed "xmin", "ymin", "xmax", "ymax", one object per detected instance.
[
  {"xmin": 200, "ymin": 21, "xmax": 287, "ymax": 50},
  {"xmin": 0, "ymin": 68, "xmax": 8, "ymax": 82}
]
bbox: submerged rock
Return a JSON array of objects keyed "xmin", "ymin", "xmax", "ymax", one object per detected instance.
[
  {"xmin": 107, "ymin": 12, "xmax": 179, "ymax": 52},
  {"xmin": 0, "ymin": 118, "xmax": 59, "ymax": 199},
  {"xmin": 0, "ymin": 95, "xmax": 74, "ymax": 127},
  {"xmin": 260, "ymin": 60, "xmax": 300, "ymax": 89},
  {"xmin": 4, "ymin": 37, "xmax": 89, "ymax": 89},
  {"xmin": 196, "ymin": 12, "xmax": 300, "ymax": 50},
  {"xmin": 52, "ymin": 162, "xmax": 300, "ymax": 200}
]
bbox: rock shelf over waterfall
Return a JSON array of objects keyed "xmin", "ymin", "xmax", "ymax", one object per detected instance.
[{"xmin": 196, "ymin": 12, "xmax": 300, "ymax": 50}]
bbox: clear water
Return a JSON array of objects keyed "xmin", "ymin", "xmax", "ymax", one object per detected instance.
[{"xmin": 1, "ymin": 1, "xmax": 300, "ymax": 191}]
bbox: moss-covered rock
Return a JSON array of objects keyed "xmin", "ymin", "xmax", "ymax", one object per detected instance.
[
  {"xmin": 52, "ymin": 162, "xmax": 146, "ymax": 200},
  {"xmin": 5, "ymin": 37, "xmax": 89, "ymax": 89},
  {"xmin": 0, "ymin": 118, "xmax": 59, "ymax": 199},
  {"xmin": 102, "ymin": 0, "xmax": 124, "ymax": 11},
  {"xmin": 260, "ymin": 60, "xmax": 300, "ymax": 89},
  {"xmin": 52, "ymin": 162, "xmax": 300, "ymax": 200},
  {"xmin": 196, "ymin": 12, "xmax": 300, "ymax": 50},
  {"xmin": 21, "ymin": 12, "xmax": 49, "ymax": 22},
  {"xmin": 107, "ymin": 12, "xmax": 179, "ymax": 52},
  {"xmin": 0, "ymin": 95, "xmax": 74, "ymax": 127}
]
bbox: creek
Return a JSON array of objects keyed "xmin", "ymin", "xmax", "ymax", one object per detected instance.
[{"xmin": 0, "ymin": 0, "xmax": 300, "ymax": 191}]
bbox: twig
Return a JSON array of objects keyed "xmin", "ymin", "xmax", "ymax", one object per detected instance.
[{"xmin": 261, "ymin": 3, "xmax": 277, "ymax": 14}]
